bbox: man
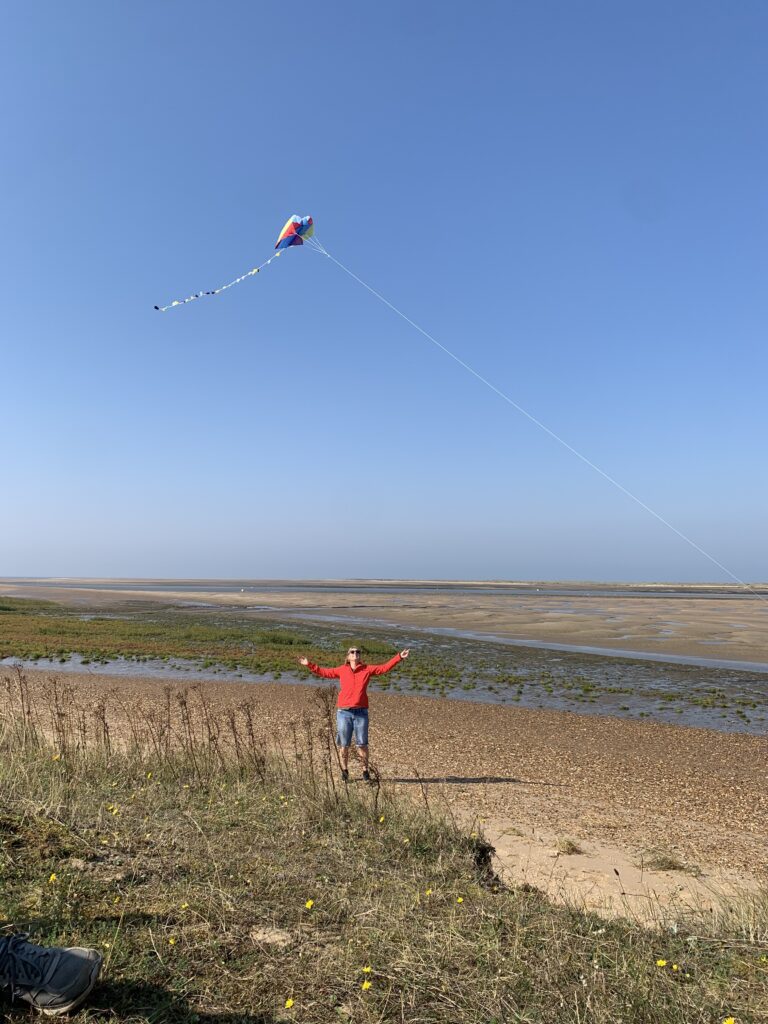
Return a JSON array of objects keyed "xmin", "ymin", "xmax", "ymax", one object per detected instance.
[{"xmin": 299, "ymin": 645, "xmax": 409, "ymax": 781}]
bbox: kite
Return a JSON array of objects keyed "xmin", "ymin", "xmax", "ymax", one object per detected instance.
[
  {"xmin": 154, "ymin": 214, "xmax": 316, "ymax": 311},
  {"xmin": 275, "ymin": 214, "xmax": 315, "ymax": 249}
]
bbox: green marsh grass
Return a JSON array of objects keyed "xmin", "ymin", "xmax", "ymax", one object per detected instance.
[
  {"xmin": 0, "ymin": 601, "xmax": 398, "ymax": 679},
  {"xmin": 1, "ymin": 670, "xmax": 766, "ymax": 1022}
]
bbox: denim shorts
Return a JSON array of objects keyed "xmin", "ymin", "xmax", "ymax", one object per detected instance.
[{"xmin": 336, "ymin": 707, "xmax": 369, "ymax": 747}]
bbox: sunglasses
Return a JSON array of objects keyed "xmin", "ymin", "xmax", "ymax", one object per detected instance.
[{"xmin": 348, "ymin": 648, "xmax": 361, "ymax": 655}]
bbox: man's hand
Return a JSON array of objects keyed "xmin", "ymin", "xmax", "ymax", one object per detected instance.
[
  {"xmin": 298, "ymin": 657, "xmax": 309, "ymax": 667},
  {"xmin": 399, "ymin": 649, "xmax": 410, "ymax": 659}
]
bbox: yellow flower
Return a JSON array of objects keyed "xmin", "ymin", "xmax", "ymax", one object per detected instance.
[
  {"xmin": 671, "ymin": 964, "xmax": 679, "ymax": 971},
  {"xmin": 362, "ymin": 966, "xmax": 372, "ymax": 973},
  {"xmin": 403, "ymin": 837, "xmax": 410, "ymax": 845},
  {"xmin": 48, "ymin": 873, "xmax": 57, "ymax": 884},
  {"xmin": 168, "ymin": 936, "xmax": 176, "ymax": 946},
  {"xmin": 656, "ymin": 959, "xmax": 667, "ymax": 967},
  {"xmin": 425, "ymin": 888, "xmax": 433, "ymax": 896},
  {"xmin": 722, "ymin": 1018, "xmax": 737, "ymax": 1024},
  {"xmin": 113, "ymin": 896, "xmax": 121, "ymax": 904},
  {"xmin": 361, "ymin": 980, "xmax": 372, "ymax": 991},
  {"xmin": 146, "ymin": 771, "xmax": 152, "ymax": 779},
  {"xmin": 379, "ymin": 815, "xmax": 385, "ymax": 823},
  {"xmin": 456, "ymin": 896, "xmax": 464, "ymax": 904},
  {"xmin": 180, "ymin": 902, "xmax": 189, "ymax": 910},
  {"xmin": 470, "ymin": 831, "xmax": 478, "ymax": 839},
  {"xmin": 304, "ymin": 899, "xmax": 314, "ymax": 909},
  {"xmin": 285, "ymin": 997, "xmax": 295, "ymax": 1009}
]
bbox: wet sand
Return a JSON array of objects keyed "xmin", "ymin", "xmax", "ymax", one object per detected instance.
[
  {"xmin": 3, "ymin": 578, "xmax": 768, "ymax": 665},
  {"xmin": 13, "ymin": 667, "xmax": 767, "ymax": 920}
]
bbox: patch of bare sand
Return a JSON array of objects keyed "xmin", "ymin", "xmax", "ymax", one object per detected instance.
[
  {"xmin": 3, "ymin": 581, "xmax": 768, "ymax": 663},
  {"xmin": 469, "ymin": 825, "xmax": 755, "ymax": 924},
  {"xmin": 11, "ymin": 668, "xmax": 767, "ymax": 922}
]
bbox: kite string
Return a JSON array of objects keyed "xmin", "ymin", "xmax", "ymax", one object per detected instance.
[{"xmin": 309, "ymin": 237, "xmax": 764, "ymax": 600}]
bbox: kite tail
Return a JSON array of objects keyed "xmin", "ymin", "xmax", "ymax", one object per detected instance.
[{"xmin": 153, "ymin": 249, "xmax": 285, "ymax": 312}]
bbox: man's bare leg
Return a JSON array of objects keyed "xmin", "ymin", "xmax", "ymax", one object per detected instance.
[
  {"xmin": 339, "ymin": 745, "xmax": 350, "ymax": 773},
  {"xmin": 356, "ymin": 744, "xmax": 369, "ymax": 771}
]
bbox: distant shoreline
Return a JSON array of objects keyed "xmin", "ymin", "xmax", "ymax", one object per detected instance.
[{"xmin": 3, "ymin": 576, "xmax": 768, "ymax": 595}]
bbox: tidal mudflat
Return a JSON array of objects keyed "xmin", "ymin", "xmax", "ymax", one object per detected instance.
[
  {"xmin": 3, "ymin": 576, "xmax": 768, "ymax": 662},
  {"xmin": 1, "ymin": 589, "xmax": 766, "ymax": 734}
]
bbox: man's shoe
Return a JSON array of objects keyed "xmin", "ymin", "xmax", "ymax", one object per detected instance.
[
  {"xmin": 0, "ymin": 933, "xmax": 103, "ymax": 1017},
  {"xmin": 362, "ymin": 770, "xmax": 371, "ymax": 783},
  {"xmin": 341, "ymin": 769, "xmax": 349, "ymax": 782}
]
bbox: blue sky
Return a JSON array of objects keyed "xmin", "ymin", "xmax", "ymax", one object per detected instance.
[{"xmin": 2, "ymin": 2, "xmax": 766, "ymax": 581}]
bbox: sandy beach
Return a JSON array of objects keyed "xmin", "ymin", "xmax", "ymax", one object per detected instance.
[{"xmin": 11, "ymin": 665, "xmax": 767, "ymax": 921}]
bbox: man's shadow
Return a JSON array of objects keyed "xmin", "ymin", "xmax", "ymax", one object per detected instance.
[
  {"xmin": 385, "ymin": 775, "xmax": 521, "ymax": 784},
  {"xmin": 382, "ymin": 775, "xmax": 566, "ymax": 787}
]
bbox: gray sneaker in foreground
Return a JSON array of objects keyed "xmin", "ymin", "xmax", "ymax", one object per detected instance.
[{"xmin": 0, "ymin": 933, "xmax": 103, "ymax": 1016}]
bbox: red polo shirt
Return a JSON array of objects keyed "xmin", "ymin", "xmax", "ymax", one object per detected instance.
[{"xmin": 305, "ymin": 654, "xmax": 402, "ymax": 708}]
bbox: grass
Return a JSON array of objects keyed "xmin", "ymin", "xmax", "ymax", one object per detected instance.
[
  {"xmin": 0, "ymin": 597, "xmax": 57, "ymax": 614},
  {"xmin": 641, "ymin": 852, "xmax": 703, "ymax": 877},
  {"xmin": 1, "ymin": 670, "xmax": 766, "ymax": 1023},
  {"xmin": 0, "ymin": 601, "xmax": 324, "ymax": 675},
  {"xmin": 556, "ymin": 838, "xmax": 584, "ymax": 856}
]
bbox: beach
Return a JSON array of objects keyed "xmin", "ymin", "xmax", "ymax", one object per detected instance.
[
  {"xmin": 4, "ymin": 578, "xmax": 767, "ymax": 918},
  {"xmin": 11, "ymin": 664, "xmax": 767, "ymax": 920}
]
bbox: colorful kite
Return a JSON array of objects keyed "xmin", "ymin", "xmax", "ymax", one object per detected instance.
[
  {"xmin": 275, "ymin": 215, "xmax": 314, "ymax": 249},
  {"xmin": 154, "ymin": 214, "xmax": 316, "ymax": 311}
]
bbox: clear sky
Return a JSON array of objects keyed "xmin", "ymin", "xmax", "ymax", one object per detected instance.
[{"xmin": 2, "ymin": 2, "xmax": 766, "ymax": 582}]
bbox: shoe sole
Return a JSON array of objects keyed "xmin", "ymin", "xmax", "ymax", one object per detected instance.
[{"xmin": 41, "ymin": 951, "xmax": 103, "ymax": 1017}]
